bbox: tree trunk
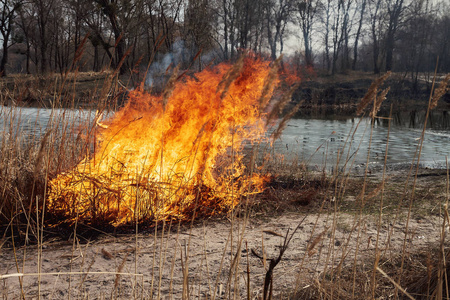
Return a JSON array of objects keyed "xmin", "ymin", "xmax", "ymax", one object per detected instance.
[
  {"xmin": 298, "ymin": 0, "xmax": 315, "ymax": 67},
  {"xmin": 324, "ymin": 0, "xmax": 331, "ymax": 72},
  {"xmin": 94, "ymin": 45, "xmax": 99, "ymax": 72},
  {"xmin": 38, "ymin": 9, "xmax": 47, "ymax": 74},
  {"xmin": 385, "ymin": 31, "xmax": 395, "ymax": 71},
  {"xmin": 370, "ymin": 0, "xmax": 382, "ymax": 74},
  {"xmin": 26, "ymin": 41, "xmax": 30, "ymax": 74},
  {"xmin": 0, "ymin": 37, "xmax": 9, "ymax": 77},
  {"xmin": 0, "ymin": 1, "xmax": 19, "ymax": 77},
  {"xmin": 95, "ymin": 0, "xmax": 127, "ymax": 74},
  {"xmin": 372, "ymin": 32, "xmax": 380, "ymax": 74},
  {"xmin": 331, "ymin": 2, "xmax": 341, "ymax": 75},
  {"xmin": 223, "ymin": 0, "xmax": 229, "ymax": 60},
  {"xmin": 353, "ymin": 0, "xmax": 366, "ymax": 70},
  {"xmin": 385, "ymin": 0, "xmax": 404, "ymax": 71}
]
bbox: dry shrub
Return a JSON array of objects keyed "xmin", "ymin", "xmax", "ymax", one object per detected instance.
[
  {"xmin": 430, "ymin": 73, "xmax": 450, "ymax": 110},
  {"xmin": 291, "ymin": 248, "xmax": 450, "ymax": 300},
  {"xmin": 0, "ymin": 137, "xmax": 47, "ymax": 231},
  {"xmin": 356, "ymin": 71, "xmax": 391, "ymax": 116},
  {"xmin": 0, "ymin": 104, "xmax": 97, "ymax": 241},
  {"xmin": 406, "ymin": 248, "xmax": 450, "ymax": 299},
  {"xmin": 251, "ymin": 174, "xmax": 327, "ymax": 216}
]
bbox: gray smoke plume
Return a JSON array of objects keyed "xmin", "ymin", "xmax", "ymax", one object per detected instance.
[{"xmin": 145, "ymin": 40, "xmax": 187, "ymax": 89}]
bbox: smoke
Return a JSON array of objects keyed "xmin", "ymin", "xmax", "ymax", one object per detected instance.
[
  {"xmin": 144, "ymin": 39, "xmax": 218, "ymax": 90},
  {"xmin": 145, "ymin": 40, "xmax": 187, "ymax": 89}
]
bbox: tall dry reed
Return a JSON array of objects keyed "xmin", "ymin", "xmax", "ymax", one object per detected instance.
[{"xmin": 1, "ymin": 53, "xmax": 449, "ymax": 300}]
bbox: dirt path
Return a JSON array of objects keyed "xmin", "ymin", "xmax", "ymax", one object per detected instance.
[{"xmin": 1, "ymin": 205, "xmax": 445, "ymax": 299}]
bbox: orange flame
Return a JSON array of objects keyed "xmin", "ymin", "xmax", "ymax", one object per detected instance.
[
  {"xmin": 280, "ymin": 57, "xmax": 315, "ymax": 85},
  {"xmin": 48, "ymin": 57, "xmax": 280, "ymax": 225}
]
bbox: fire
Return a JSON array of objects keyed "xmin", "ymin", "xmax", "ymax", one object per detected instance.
[
  {"xmin": 48, "ymin": 56, "xmax": 283, "ymax": 225},
  {"xmin": 280, "ymin": 57, "xmax": 315, "ymax": 85}
]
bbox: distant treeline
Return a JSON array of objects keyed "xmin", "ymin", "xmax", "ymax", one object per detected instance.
[{"xmin": 0, "ymin": 0, "xmax": 449, "ymax": 82}]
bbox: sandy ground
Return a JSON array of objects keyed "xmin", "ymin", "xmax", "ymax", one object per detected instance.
[{"xmin": 0, "ymin": 170, "xmax": 448, "ymax": 299}]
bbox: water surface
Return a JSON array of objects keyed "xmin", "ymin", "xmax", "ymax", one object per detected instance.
[
  {"xmin": 273, "ymin": 113, "xmax": 450, "ymax": 170},
  {"xmin": 1, "ymin": 106, "xmax": 449, "ymax": 170},
  {"xmin": 0, "ymin": 106, "xmax": 102, "ymax": 146}
]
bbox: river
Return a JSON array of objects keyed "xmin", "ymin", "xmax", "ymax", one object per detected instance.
[
  {"xmin": 1, "ymin": 106, "xmax": 449, "ymax": 170},
  {"xmin": 271, "ymin": 113, "xmax": 450, "ymax": 171}
]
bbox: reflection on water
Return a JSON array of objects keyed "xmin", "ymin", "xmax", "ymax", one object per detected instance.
[
  {"xmin": 1, "ymin": 106, "xmax": 449, "ymax": 170},
  {"xmin": 382, "ymin": 110, "xmax": 450, "ymax": 130},
  {"xmin": 273, "ymin": 112, "xmax": 450, "ymax": 170},
  {"xmin": 0, "ymin": 106, "xmax": 97, "ymax": 143}
]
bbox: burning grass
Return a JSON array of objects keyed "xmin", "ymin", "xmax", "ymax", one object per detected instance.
[
  {"xmin": 47, "ymin": 56, "xmax": 288, "ymax": 225},
  {"xmin": 1, "ymin": 55, "xmax": 450, "ymax": 299}
]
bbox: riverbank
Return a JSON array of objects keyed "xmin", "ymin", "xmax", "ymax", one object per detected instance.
[
  {"xmin": 0, "ymin": 71, "xmax": 128, "ymax": 109},
  {"xmin": 287, "ymin": 71, "xmax": 450, "ymax": 118},
  {"xmin": 0, "ymin": 167, "xmax": 448, "ymax": 299},
  {"xmin": 1, "ymin": 70, "xmax": 449, "ymax": 115},
  {"xmin": 1, "ymin": 68, "xmax": 449, "ymax": 299}
]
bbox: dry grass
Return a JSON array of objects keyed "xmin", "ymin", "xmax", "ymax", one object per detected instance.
[
  {"xmin": 0, "ymin": 69, "xmax": 125, "ymax": 109},
  {"xmin": 1, "ymin": 56, "xmax": 450, "ymax": 300}
]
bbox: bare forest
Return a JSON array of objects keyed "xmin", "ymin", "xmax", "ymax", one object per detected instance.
[{"xmin": 0, "ymin": 0, "xmax": 449, "ymax": 80}]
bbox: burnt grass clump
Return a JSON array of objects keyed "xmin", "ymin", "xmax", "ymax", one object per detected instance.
[
  {"xmin": 41, "ymin": 175, "xmax": 329, "ymax": 241},
  {"xmin": 251, "ymin": 174, "xmax": 328, "ymax": 216}
]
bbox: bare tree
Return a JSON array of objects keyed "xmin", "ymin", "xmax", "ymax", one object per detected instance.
[
  {"xmin": 0, "ymin": 0, "xmax": 22, "ymax": 76},
  {"xmin": 340, "ymin": 0, "xmax": 354, "ymax": 71},
  {"xmin": 49, "ymin": 1, "xmax": 69, "ymax": 73},
  {"xmin": 83, "ymin": 4, "xmax": 108, "ymax": 72},
  {"xmin": 92, "ymin": 0, "xmax": 139, "ymax": 74},
  {"xmin": 185, "ymin": 0, "xmax": 214, "ymax": 67},
  {"xmin": 216, "ymin": 0, "xmax": 266, "ymax": 60},
  {"xmin": 66, "ymin": 0, "xmax": 88, "ymax": 57},
  {"xmin": 220, "ymin": 0, "xmax": 233, "ymax": 59},
  {"xmin": 384, "ymin": 0, "xmax": 405, "ymax": 71},
  {"xmin": 236, "ymin": 0, "xmax": 251, "ymax": 49},
  {"xmin": 32, "ymin": 0, "xmax": 56, "ymax": 74},
  {"xmin": 265, "ymin": 0, "xmax": 294, "ymax": 60},
  {"xmin": 352, "ymin": 0, "xmax": 366, "ymax": 70},
  {"xmin": 329, "ymin": 0, "xmax": 354, "ymax": 74},
  {"xmin": 296, "ymin": 0, "xmax": 322, "ymax": 67},
  {"xmin": 158, "ymin": 0, "xmax": 183, "ymax": 52},
  {"xmin": 220, "ymin": 0, "xmax": 230, "ymax": 59},
  {"xmin": 322, "ymin": 0, "xmax": 331, "ymax": 72},
  {"xmin": 330, "ymin": 0, "xmax": 342, "ymax": 74},
  {"xmin": 252, "ymin": 0, "xmax": 266, "ymax": 54},
  {"xmin": 369, "ymin": 0, "xmax": 383, "ymax": 73},
  {"xmin": 1, "ymin": 0, "xmax": 449, "ymax": 77},
  {"xmin": 435, "ymin": 5, "xmax": 450, "ymax": 72},
  {"xmin": 95, "ymin": 0, "xmax": 127, "ymax": 74},
  {"xmin": 395, "ymin": 0, "xmax": 435, "ymax": 89},
  {"xmin": 16, "ymin": 3, "xmax": 35, "ymax": 73}
]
